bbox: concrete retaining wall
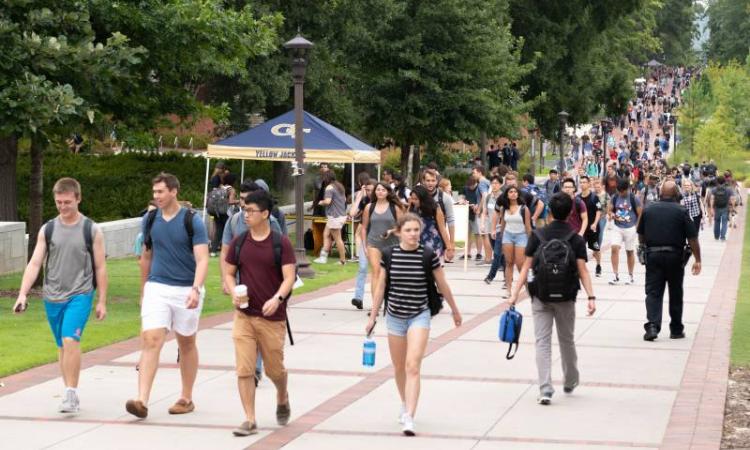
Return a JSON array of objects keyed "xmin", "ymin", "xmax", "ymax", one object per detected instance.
[
  {"xmin": 99, "ymin": 217, "xmax": 143, "ymax": 259},
  {"xmin": 0, "ymin": 201, "xmax": 313, "ymax": 273},
  {"xmin": 0, "ymin": 222, "xmax": 27, "ymax": 275}
]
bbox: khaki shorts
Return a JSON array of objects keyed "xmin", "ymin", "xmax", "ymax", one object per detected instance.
[
  {"xmin": 232, "ymin": 312, "xmax": 287, "ymax": 380},
  {"xmin": 326, "ymin": 215, "xmax": 348, "ymax": 230}
]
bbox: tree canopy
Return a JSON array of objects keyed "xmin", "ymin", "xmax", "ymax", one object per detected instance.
[{"xmin": 706, "ymin": 0, "xmax": 750, "ymax": 64}]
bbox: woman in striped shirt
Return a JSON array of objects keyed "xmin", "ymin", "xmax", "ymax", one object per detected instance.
[{"xmin": 365, "ymin": 213, "xmax": 462, "ymax": 437}]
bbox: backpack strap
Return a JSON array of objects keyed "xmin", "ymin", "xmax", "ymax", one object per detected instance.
[
  {"xmin": 233, "ymin": 231, "xmax": 249, "ymax": 271},
  {"xmin": 143, "ymin": 209, "xmax": 158, "ymax": 250},
  {"xmin": 270, "ymin": 229, "xmax": 295, "ymax": 346},
  {"xmin": 43, "ymin": 219, "xmax": 55, "ymax": 280},
  {"xmin": 629, "ymin": 193, "xmax": 638, "ymax": 216},
  {"xmin": 184, "ymin": 209, "xmax": 195, "ymax": 251},
  {"xmin": 366, "ymin": 202, "xmax": 376, "ymax": 236},
  {"xmin": 83, "ymin": 218, "xmax": 97, "ymax": 290},
  {"xmin": 381, "ymin": 246, "xmax": 394, "ymax": 316},
  {"xmin": 437, "ymin": 191, "xmax": 446, "ymax": 215}
]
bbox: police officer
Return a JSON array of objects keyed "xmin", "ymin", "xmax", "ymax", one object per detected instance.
[{"xmin": 637, "ymin": 181, "xmax": 701, "ymax": 341}]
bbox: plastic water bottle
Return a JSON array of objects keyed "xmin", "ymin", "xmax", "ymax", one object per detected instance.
[{"xmin": 362, "ymin": 338, "xmax": 376, "ymax": 367}]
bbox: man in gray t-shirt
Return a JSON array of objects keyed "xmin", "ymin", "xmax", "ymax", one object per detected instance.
[{"xmin": 14, "ymin": 177, "xmax": 108, "ymax": 414}]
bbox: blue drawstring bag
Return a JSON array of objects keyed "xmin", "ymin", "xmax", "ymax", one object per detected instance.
[{"xmin": 499, "ymin": 306, "xmax": 523, "ymax": 359}]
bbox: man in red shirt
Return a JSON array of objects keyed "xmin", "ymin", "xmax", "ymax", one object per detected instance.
[{"xmin": 224, "ymin": 190, "xmax": 296, "ymax": 437}]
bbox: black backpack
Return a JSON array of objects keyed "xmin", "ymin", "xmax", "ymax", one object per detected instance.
[
  {"xmin": 381, "ymin": 245, "xmax": 443, "ymax": 316},
  {"xmin": 233, "ymin": 230, "xmax": 295, "ymax": 345},
  {"xmin": 713, "ymin": 186, "xmax": 729, "ymax": 208},
  {"xmin": 529, "ymin": 230, "xmax": 579, "ymax": 302},
  {"xmin": 44, "ymin": 218, "xmax": 97, "ymax": 289},
  {"xmin": 143, "ymin": 208, "xmax": 195, "ymax": 252},
  {"xmin": 206, "ymin": 187, "xmax": 229, "ymax": 216}
]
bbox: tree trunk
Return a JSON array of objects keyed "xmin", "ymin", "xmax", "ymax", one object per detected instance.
[
  {"xmin": 0, "ymin": 135, "xmax": 19, "ymax": 221},
  {"xmin": 399, "ymin": 142, "xmax": 410, "ymax": 178},
  {"xmin": 479, "ymin": 132, "xmax": 488, "ymax": 166},
  {"xmin": 28, "ymin": 135, "xmax": 45, "ymax": 285},
  {"xmin": 410, "ymin": 143, "xmax": 421, "ymax": 182}
]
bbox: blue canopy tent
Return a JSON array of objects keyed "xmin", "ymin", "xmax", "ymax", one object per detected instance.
[{"xmin": 203, "ymin": 110, "xmax": 381, "ymax": 255}]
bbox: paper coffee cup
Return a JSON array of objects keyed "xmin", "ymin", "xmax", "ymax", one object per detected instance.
[{"xmin": 234, "ymin": 284, "xmax": 249, "ymax": 309}]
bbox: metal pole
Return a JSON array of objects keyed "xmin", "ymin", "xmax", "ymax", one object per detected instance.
[
  {"xmin": 202, "ymin": 157, "xmax": 210, "ymax": 222},
  {"xmin": 292, "ymin": 59, "xmax": 314, "ymax": 277},
  {"xmin": 240, "ymin": 160, "xmax": 245, "ymax": 183},
  {"xmin": 350, "ymin": 162, "xmax": 355, "ymax": 259}
]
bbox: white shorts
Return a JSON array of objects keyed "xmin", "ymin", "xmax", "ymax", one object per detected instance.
[
  {"xmin": 608, "ymin": 226, "xmax": 637, "ymax": 251},
  {"xmin": 141, "ymin": 281, "xmax": 204, "ymax": 336}
]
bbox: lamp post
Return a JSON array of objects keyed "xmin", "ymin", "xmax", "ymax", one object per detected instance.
[
  {"xmin": 284, "ymin": 33, "xmax": 315, "ymax": 277},
  {"xmin": 672, "ymin": 112, "xmax": 678, "ymax": 162},
  {"xmin": 558, "ymin": 110, "xmax": 569, "ymax": 173}
]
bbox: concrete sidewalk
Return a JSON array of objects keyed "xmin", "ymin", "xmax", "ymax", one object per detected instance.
[{"xmin": 0, "ymin": 210, "xmax": 742, "ymax": 450}]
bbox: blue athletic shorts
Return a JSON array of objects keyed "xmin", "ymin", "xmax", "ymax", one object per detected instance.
[{"xmin": 44, "ymin": 292, "xmax": 94, "ymax": 347}]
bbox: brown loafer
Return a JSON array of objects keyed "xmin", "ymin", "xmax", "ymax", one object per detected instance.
[
  {"xmin": 168, "ymin": 398, "xmax": 195, "ymax": 415},
  {"xmin": 276, "ymin": 400, "xmax": 291, "ymax": 426},
  {"xmin": 232, "ymin": 421, "xmax": 258, "ymax": 436},
  {"xmin": 125, "ymin": 399, "xmax": 148, "ymax": 418}
]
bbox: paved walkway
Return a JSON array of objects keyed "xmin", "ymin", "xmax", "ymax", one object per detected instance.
[{"xmin": 0, "ymin": 207, "xmax": 743, "ymax": 450}]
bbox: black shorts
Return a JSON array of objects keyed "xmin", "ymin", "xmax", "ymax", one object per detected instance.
[{"xmin": 584, "ymin": 229, "xmax": 600, "ymax": 251}]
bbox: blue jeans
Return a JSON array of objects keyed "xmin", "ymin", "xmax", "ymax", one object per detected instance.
[
  {"xmin": 714, "ymin": 208, "xmax": 729, "ymax": 240},
  {"xmin": 354, "ymin": 244, "xmax": 368, "ymax": 301},
  {"xmin": 485, "ymin": 236, "xmax": 506, "ymax": 281}
]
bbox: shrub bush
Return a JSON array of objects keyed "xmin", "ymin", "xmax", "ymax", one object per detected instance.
[{"xmin": 15, "ymin": 150, "xmax": 273, "ymax": 223}]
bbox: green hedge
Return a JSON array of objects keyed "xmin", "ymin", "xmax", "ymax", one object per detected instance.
[{"xmin": 15, "ymin": 150, "xmax": 272, "ymax": 223}]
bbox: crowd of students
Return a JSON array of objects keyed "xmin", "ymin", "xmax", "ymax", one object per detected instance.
[{"xmin": 9, "ymin": 64, "xmax": 744, "ymax": 439}]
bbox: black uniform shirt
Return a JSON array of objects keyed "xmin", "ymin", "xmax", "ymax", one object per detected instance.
[{"xmin": 636, "ymin": 199, "xmax": 697, "ymax": 247}]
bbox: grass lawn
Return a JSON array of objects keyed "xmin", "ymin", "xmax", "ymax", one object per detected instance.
[
  {"xmin": 731, "ymin": 208, "xmax": 750, "ymax": 367},
  {"xmin": 0, "ymin": 256, "xmax": 358, "ymax": 377}
]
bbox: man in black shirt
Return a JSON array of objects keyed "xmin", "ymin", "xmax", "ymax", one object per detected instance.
[
  {"xmin": 487, "ymin": 144, "xmax": 501, "ymax": 169},
  {"xmin": 508, "ymin": 193, "xmax": 596, "ymax": 405},
  {"xmin": 637, "ymin": 181, "xmax": 701, "ymax": 341},
  {"xmin": 577, "ymin": 176, "xmax": 603, "ymax": 276}
]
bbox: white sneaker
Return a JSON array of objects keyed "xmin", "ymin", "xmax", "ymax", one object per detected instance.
[
  {"xmin": 313, "ymin": 256, "xmax": 328, "ymax": 264},
  {"xmin": 608, "ymin": 275, "xmax": 620, "ymax": 285},
  {"xmin": 401, "ymin": 413, "xmax": 415, "ymax": 436},
  {"xmin": 59, "ymin": 390, "xmax": 79, "ymax": 413},
  {"xmin": 537, "ymin": 393, "xmax": 552, "ymax": 405},
  {"xmin": 625, "ymin": 274, "xmax": 635, "ymax": 285},
  {"xmin": 398, "ymin": 405, "xmax": 406, "ymax": 424}
]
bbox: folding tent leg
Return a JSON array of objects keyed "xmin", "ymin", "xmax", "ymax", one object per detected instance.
[
  {"xmin": 240, "ymin": 160, "xmax": 245, "ymax": 183},
  {"xmin": 350, "ymin": 162, "xmax": 355, "ymax": 260}
]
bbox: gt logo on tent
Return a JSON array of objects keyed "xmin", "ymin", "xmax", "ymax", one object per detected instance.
[{"xmin": 271, "ymin": 124, "xmax": 311, "ymax": 138}]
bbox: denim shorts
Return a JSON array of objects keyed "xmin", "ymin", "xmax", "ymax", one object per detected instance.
[
  {"xmin": 386, "ymin": 309, "xmax": 431, "ymax": 337},
  {"xmin": 502, "ymin": 230, "xmax": 528, "ymax": 247}
]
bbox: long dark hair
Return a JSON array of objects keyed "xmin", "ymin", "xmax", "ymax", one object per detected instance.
[
  {"xmin": 392, "ymin": 172, "xmax": 408, "ymax": 201},
  {"xmin": 370, "ymin": 182, "xmax": 404, "ymax": 211},
  {"xmin": 410, "ymin": 185, "xmax": 437, "ymax": 219},
  {"xmin": 498, "ymin": 185, "xmax": 521, "ymax": 209},
  {"xmin": 322, "ymin": 170, "xmax": 345, "ymax": 195}
]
